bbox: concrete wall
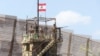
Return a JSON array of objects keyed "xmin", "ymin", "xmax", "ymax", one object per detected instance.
[
  {"xmin": 89, "ymin": 40, "xmax": 100, "ymax": 56},
  {"xmin": 15, "ymin": 20, "xmax": 26, "ymax": 43},
  {"xmin": 57, "ymin": 30, "xmax": 73, "ymax": 56},
  {"xmin": 0, "ymin": 14, "xmax": 16, "ymax": 41},
  {"xmin": 0, "ymin": 14, "xmax": 16, "ymax": 56},
  {"xmin": 0, "ymin": 14, "xmax": 100, "ymax": 56},
  {"xmin": 59, "ymin": 32, "xmax": 100, "ymax": 56},
  {"xmin": 0, "ymin": 40, "xmax": 11, "ymax": 56},
  {"xmin": 70, "ymin": 35, "xmax": 88, "ymax": 56}
]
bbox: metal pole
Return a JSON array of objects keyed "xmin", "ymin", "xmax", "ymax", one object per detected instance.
[
  {"xmin": 26, "ymin": 20, "xmax": 27, "ymax": 34},
  {"xmin": 26, "ymin": 16, "xmax": 28, "ymax": 34},
  {"xmin": 45, "ymin": 12, "xmax": 47, "ymax": 34},
  {"xmin": 37, "ymin": 0, "xmax": 39, "ymax": 37}
]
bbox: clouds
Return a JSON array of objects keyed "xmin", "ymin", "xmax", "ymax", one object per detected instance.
[{"xmin": 55, "ymin": 11, "xmax": 91, "ymax": 27}]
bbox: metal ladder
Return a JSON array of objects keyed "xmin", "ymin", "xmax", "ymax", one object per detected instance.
[{"xmin": 37, "ymin": 35, "xmax": 55, "ymax": 56}]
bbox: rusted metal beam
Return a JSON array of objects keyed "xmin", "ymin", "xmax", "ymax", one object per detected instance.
[{"xmin": 8, "ymin": 19, "xmax": 17, "ymax": 56}]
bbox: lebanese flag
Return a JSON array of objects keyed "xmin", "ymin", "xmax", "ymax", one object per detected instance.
[{"xmin": 39, "ymin": 3, "xmax": 46, "ymax": 12}]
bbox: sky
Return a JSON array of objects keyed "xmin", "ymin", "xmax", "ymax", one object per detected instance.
[{"xmin": 0, "ymin": 0, "xmax": 100, "ymax": 40}]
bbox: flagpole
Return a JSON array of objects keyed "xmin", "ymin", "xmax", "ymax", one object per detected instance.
[
  {"xmin": 45, "ymin": 11, "xmax": 47, "ymax": 34},
  {"xmin": 37, "ymin": 0, "xmax": 39, "ymax": 37}
]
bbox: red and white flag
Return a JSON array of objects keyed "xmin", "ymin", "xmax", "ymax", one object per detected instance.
[{"xmin": 39, "ymin": 3, "xmax": 46, "ymax": 12}]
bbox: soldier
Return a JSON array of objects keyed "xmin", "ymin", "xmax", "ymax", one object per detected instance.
[
  {"xmin": 29, "ymin": 25, "xmax": 34, "ymax": 34},
  {"xmin": 52, "ymin": 23, "xmax": 57, "ymax": 38},
  {"xmin": 39, "ymin": 27, "xmax": 44, "ymax": 39},
  {"xmin": 33, "ymin": 21, "xmax": 38, "ymax": 39}
]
